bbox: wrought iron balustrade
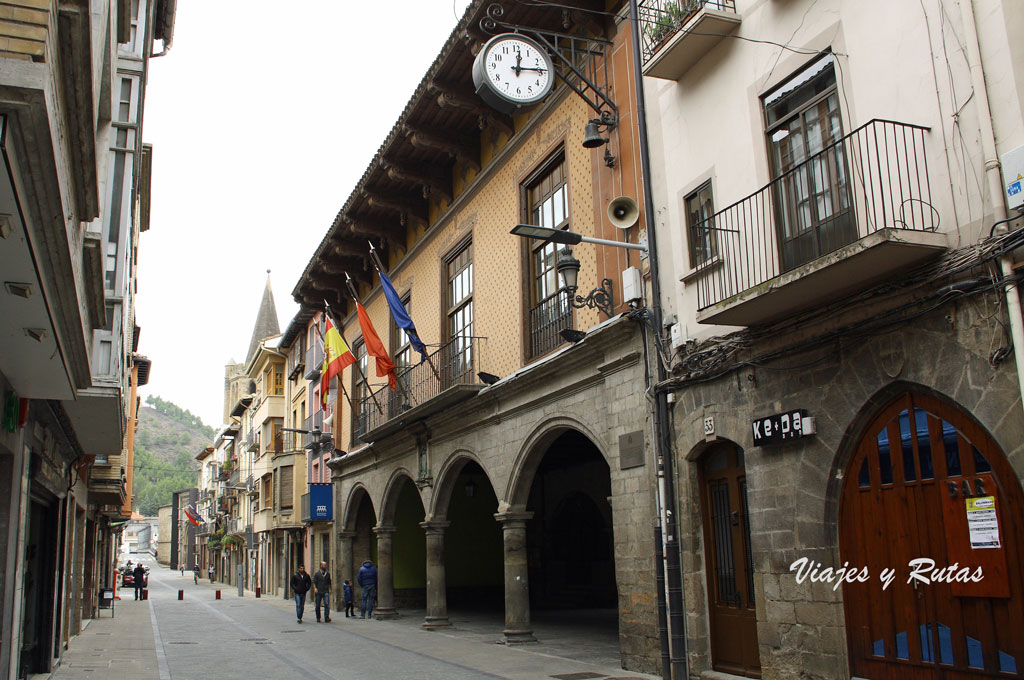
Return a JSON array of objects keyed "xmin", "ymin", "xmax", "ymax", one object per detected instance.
[
  {"xmin": 637, "ymin": 0, "xmax": 736, "ymax": 63},
  {"xmin": 529, "ymin": 291, "xmax": 572, "ymax": 359},
  {"xmin": 356, "ymin": 335, "xmax": 485, "ymax": 434},
  {"xmin": 691, "ymin": 119, "xmax": 935, "ymax": 312},
  {"xmin": 304, "ymin": 336, "xmax": 324, "ymax": 380}
]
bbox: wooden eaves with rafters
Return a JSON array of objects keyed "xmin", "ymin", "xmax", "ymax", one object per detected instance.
[{"xmin": 289, "ymin": 0, "xmax": 612, "ymax": 329}]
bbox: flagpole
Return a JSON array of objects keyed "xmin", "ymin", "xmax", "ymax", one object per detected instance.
[
  {"xmin": 342, "ymin": 273, "xmax": 415, "ymax": 408},
  {"xmin": 322, "ymin": 299, "xmax": 383, "ymax": 416},
  {"xmin": 368, "ymin": 242, "xmax": 443, "ymax": 384},
  {"xmin": 313, "ymin": 314, "xmax": 354, "ymax": 414}
]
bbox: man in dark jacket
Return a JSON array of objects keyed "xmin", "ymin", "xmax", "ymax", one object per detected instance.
[
  {"xmin": 290, "ymin": 565, "xmax": 312, "ymax": 623},
  {"xmin": 357, "ymin": 560, "xmax": 377, "ymax": 619},
  {"xmin": 132, "ymin": 563, "xmax": 146, "ymax": 600},
  {"xmin": 312, "ymin": 561, "xmax": 332, "ymax": 623}
]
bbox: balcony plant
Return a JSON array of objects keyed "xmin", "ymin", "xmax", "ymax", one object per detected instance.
[{"xmin": 644, "ymin": 0, "xmax": 698, "ymax": 48}]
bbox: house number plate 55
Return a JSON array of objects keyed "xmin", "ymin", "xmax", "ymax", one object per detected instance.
[{"xmin": 703, "ymin": 417, "xmax": 715, "ymax": 436}]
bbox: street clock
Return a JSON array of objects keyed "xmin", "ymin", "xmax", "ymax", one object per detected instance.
[{"xmin": 472, "ymin": 33, "xmax": 555, "ymax": 114}]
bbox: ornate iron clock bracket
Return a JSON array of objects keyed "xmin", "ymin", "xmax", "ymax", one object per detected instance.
[{"xmin": 480, "ymin": 3, "xmax": 619, "ymax": 128}]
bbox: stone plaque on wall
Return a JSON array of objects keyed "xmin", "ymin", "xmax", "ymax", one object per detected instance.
[{"xmin": 619, "ymin": 430, "xmax": 645, "ymax": 470}]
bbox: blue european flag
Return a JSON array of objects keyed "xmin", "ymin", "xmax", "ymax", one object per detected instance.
[{"xmin": 378, "ymin": 270, "xmax": 429, "ymax": 363}]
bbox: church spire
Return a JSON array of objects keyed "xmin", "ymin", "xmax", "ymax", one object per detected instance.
[{"xmin": 246, "ymin": 270, "xmax": 281, "ymax": 364}]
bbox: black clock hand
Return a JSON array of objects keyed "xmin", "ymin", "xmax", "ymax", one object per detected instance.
[{"xmin": 514, "ymin": 51, "xmax": 522, "ymax": 76}]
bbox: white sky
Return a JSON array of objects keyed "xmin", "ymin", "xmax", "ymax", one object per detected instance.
[{"xmin": 137, "ymin": 1, "xmax": 473, "ymax": 429}]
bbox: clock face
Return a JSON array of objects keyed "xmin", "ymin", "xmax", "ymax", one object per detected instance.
[{"xmin": 472, "ymin": 34, "xmax": 554, "ymax": 112}]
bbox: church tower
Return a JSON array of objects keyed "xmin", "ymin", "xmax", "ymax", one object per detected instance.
[{"xmin": 222, "ymin": 271, "xmax": 281, "ymax": 424}]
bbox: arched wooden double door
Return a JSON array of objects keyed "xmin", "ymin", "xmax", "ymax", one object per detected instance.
[{"xmin": 840, "ymin": 392, "xmax": 1024, "ymax": 678}]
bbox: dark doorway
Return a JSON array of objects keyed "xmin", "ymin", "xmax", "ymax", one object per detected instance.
[
  {"xmin": 20, "ymin": 496, "xmax": 58, "ymax": 677},
  {"xmin": 526, "ymin": 430, "xmax": 616, "ymax": 610},
  {"xmin": 444, "ymin": 461, "xmax": 502, "ymax": 609}
]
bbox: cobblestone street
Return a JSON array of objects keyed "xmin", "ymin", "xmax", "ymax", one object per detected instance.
[{"xmin": 42, "ymin": 565, "xmax": 657, "ymax": 680}]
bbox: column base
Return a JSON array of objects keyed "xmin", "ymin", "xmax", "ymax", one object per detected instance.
[
  {"xmin": 502, "ymin": 629, "xmax": 537, "ymax": 644},
  {"xmin": 373, "ymin": 607, "xmax": 400, "ymax": 620},
  {"xmin": 421, "ymin": 616, "xmax": 452, "ymax": 630}
]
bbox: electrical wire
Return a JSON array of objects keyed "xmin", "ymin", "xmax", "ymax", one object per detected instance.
[{"xmin": 663, "ymin": 228, "xmax": 1024, "ymax": 390}]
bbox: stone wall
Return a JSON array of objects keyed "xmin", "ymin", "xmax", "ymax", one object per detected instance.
[
  {"xmin": 332, "ymin": 318, "xmax": 663, "ymax": 673},
  {"xmin": 669, "ymin": 297, "xmax": 1024, "ymax": 679}
]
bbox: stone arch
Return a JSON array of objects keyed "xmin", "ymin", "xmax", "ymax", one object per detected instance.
[
  {"xmin": 505, "ymin": 415, "xmax": 611, "ymax": 510},
  {"xmin": 823, "ymin": 379, "xmax": 1024, "ymax": 551},
  {"xmin": 341, "ymin": 483, "xmax": 376, "ymax": 533},
  {"xmin": 430, "ymin": 449, "xmax": 496, "ymax": 521},
  {"xmin": 379, "ymin": 467, "xmax": 422, "ymax": 525}
]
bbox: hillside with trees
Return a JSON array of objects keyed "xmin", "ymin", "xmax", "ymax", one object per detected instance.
[{"xmin": 133, "ymin": 395, "xmax": 214, "ymax": 515}]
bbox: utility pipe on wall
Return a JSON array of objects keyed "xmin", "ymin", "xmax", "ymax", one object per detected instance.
[{"xmin": 958, "ymin": 0, "xmax": 1024, "ymax": 416}]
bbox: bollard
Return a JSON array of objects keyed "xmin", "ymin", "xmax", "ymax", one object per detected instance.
[
  {"xmin": 215, "ymin": 590, "xmax": 221, "ymax": 600},
  {"xmin": 142, "ymin": 589, "xmax": 149, "ymax": 601},
  {"xmin": 255, "ymin": 587, "xmax": 261, "ymax": 598},
  {"xmin": 177, "ymin": 590, "xmax": 183, "ymax": 600}
]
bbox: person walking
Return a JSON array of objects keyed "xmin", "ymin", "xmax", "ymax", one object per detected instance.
[
  {"xmin": 132, "ymin": 563, "xmax": 146, "ymax": 601},
  {"xmin": 312, "ymin": 561, "xmax": 332, "ymax": 623},
  {"xmin": 208, "ymin": 564, "xmax": 215, "ymax": 582},
  {"xmin": 343, "ymin": 579, "xmax": 354, "ymax": 618},
  {"xmin": 193, "ymin": 564, "xmax": 200, "ymax": 585},
  {"xmin": 291, "ymin": 564, "xmax": 312, "ymax": 624},
  {"xmin": 357, "ymin": 560, "xmax": 377, "ymax": 619}
]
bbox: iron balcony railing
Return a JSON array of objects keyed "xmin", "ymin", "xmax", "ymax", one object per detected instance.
[
  {"xmin": 529, "ymin": 291, "xmax": 572, "ymax": 359},
  {"xmin": 245, "ymin": 428, "xmax": 257, "ymax": 452},
  {"xmin": 356, "ymin": 335, "xmax": 485, "ymax": 435},
  {"xmin": 227, "ymin": 518, "xmax": 244, "ymax": 535},
  {"xmin": 637, "ymin": 0, "xmax": 736, "ymax": 64},
  {"xmin": 692, "ymin": 119, "xmax": 935, "ymax": 311},
  {"xmin": 304, "ymin": 336, "xmax": 324, "ymax": 381},
  {"xmin": 228, "ymin": 468, "xmax": 240, "ymax": 487}
]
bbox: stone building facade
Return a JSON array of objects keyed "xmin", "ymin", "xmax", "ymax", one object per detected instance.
[
  {"xmin": 640, "ymin": 0, "xmax": 1024, "ymax": 678},
  {"xmin": 286, "ymin": 0, "xmax": 664, "ymax": 672}
]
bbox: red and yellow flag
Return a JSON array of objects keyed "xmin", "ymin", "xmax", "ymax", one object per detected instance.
[{"xmin": 321, "ymin": 317, "xmax": 355, "ymax": 407}]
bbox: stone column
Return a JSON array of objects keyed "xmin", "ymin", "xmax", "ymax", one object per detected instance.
[
  {"xmin": 495, "ymin": 512, "xmax": 536, "ymax": 644},
  {"xmin": 420, "ymin": 521, "xmax": 451, "ymax": 629},
  {"xmin": 338, "ymin": 531, "xmax": 355, "ymax": 586},
  {"xmin": 373, "ymin": 525, "xmax": 398, "ymax": 619}
]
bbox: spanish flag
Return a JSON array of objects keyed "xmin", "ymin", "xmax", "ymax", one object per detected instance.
[{"xmin": 321, "ymin": 317, "xmax": 355, "ymax": 407}]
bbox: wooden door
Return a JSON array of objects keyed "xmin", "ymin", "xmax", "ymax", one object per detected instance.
[
  {"xmin": 701, "ymin": 444, "xmax": 761, "ymax": 677},
  {"xmin": 840, "ymin": 392, "xmax": 1024, "ymax": 678}
]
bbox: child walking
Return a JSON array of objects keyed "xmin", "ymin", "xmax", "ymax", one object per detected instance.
[{"xmin": 343, "ymin": 579, "xmax": 355, "ymax": 618}]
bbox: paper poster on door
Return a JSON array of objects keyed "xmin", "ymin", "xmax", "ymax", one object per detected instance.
[{"xmin": 965, "ymin": 496, "xmax": 1001, "ymax": 549}]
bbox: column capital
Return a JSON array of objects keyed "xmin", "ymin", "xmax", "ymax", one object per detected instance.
[
  {"xmin": 494, "ymin": 511, "xmax": 534, "ymax": 525},
  {"xmin": 419, "ymin": 520, "xmax": 451, "ymax": 534},
  {"xmin": 337, "ymin": 530, "xmax": 357, "ymax": 540},
  {"xmin": 373, "ymin": 524, "xmax": 396, "ymax": 536}
]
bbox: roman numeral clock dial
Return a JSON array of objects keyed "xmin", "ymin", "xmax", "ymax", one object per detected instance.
[{"xmin": 472, "ymin": 33, "xmax": 555, "ymax": 115}]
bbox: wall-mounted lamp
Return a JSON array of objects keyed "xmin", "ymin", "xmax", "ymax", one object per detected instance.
[
  {"xmin": 464, "ymin": 479, "xmax": 477, "ymax": 498},
  {"xmin": 557, "ymin": 247, "xmax": 614, "ymax": 318}
]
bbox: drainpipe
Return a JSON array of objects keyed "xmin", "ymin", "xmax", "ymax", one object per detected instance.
[
  {"xmin": 628, "ymin": 2, "xmax": 688, "ymax": 678},
  {"xmin": 958, "ymin": 0, "xmax": 1024, "ymax": 416}
]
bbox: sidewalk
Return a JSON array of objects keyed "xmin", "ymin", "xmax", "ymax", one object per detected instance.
[
  {"xmin": 42, "ymin": 566, "xmax": 660, "ymax": 680},
  {"xmin": 42, "ymin": 593, "xmax": 160, "ymax": 680}
]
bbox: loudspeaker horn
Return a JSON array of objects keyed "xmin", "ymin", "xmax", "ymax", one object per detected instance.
[{"xmin": 607, "ymin": 196, "xmax": 639, "ymax": 230}]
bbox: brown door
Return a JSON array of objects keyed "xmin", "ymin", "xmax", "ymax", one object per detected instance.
[
  {"xmin": 840, "ymin": 392, "xmax": 1024, "ymax": 678},
  {"xmin": 701, "ymin": 444, "xmax": 761, "ymax": 677}
]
